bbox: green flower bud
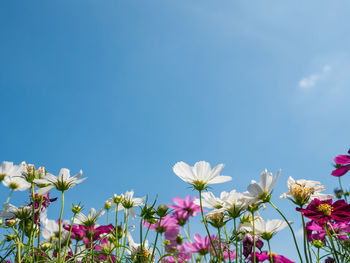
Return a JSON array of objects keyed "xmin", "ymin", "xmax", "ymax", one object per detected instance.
[{"xmin": 156, "ymin": 204, "xmax": 169, "ymax": 217}]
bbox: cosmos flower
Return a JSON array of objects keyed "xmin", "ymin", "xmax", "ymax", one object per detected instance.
[
  {"xmin": 75, "ymin": 208, "xmax": 105, "ymax": 228},
  {"xmin": 120, "ymin": 190, "xmax": 145, "ymax": 219},
  {"xmin": 169, "ymin": 196, "xmax": 201, "ymax": 225},
  {"xmin": 143, "ymin": 214, "xmax": 178, "ymax": 234},
  {"xmin": 173, "ymin": 161, "xmax": 231, "ymax": 191},
  {"xmin": 243, "ymin": 169, "xmax": 281, "ymax": 203},
  {"xmin": 34, "ymin": 168, "xmax": 85, "ymax": 194},
  {"xmin": 220, "ymin": 189, "xmax": 250, "ymax": 218},
  {"xmin": 185, "ymin": 233, "xmax": 216, "ymax": 256},
  {"xmin": 242, "ymin": 234, "xmax": 264, "ymax": 258},
  {"xmin": 0, "ymin": 203, "xmax": 33, "ymax": 221},
  {"xmin": 296, "ymin": 198, "xmax": 350, "ymax": 224},
  {"xmin": 332, "ymin": 149, "xmax": 350, "ymax": 177},
  {"xmin": 0, "ymin": 161, "xmax": 25, "ymax": 182},
  {"xmin": 40, "ymin": 210, "xmax": 69, "ymax": 244},
  {"xmin": 280, "ymin": 176, "xmax": 333, "ymax": 206},
  {"xmin": 239, "ymin": 218, "xmax": 288, "ymax": 241},
  {"xmin": 194, "ymin": 191, "xmax": 230, "ymax": 211},
  {"xmin": 127, "ymin": 232, "xmax": 153, "ymax": 263},
  {"xmin": 2, "ymin": 174, "xmax": 31, "ymax": 191},
  {"xmin": 162, "ymin": 245, "xmax": 191, "ymax": 263},
  {"xmin": 249, "ymin": 251, "xmax": 295, "ymax": 263},
  {"xmin": 306, "ymin": 220, "xmax": 350, "ymax": 242}
]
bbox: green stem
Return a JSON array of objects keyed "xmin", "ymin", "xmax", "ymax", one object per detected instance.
[
  {"xmin": 324, "ymin": 224, "xmax": 340, "ymax": 263},
  {"xmin": 217, "ymin": 227, "xmax": 224, "ymax": 261},
  {"xmin": 63, "ymin": 213, "xmax": 76, "ymax": 261},
  {"xmin": 140, "ymin": 218, "xmax": 143, "ymax": 255},
  {"xmin": 198, "ymin": 190, "xmax": 219, "ymax": 259},
  {"xmin": 224, "ymin": 225, "xmax": 231, "ymax": 263},
  {"xmin": 120, "ymin": 209, "xmax": 130, "ymax": 260},
  {"xmin": 6, "ymin": 189, "xmax": 13, "ymax": 203},
  {"xmin": 317, "ymin": 247, "xmax": 320, "ymax": 263},
  {"xmin": 234, "ymin": 218, "xmax": 238, "ymax": 263},
  {"xmin": 151, "ymin": 217, "xmax": 163, "ymax": 262},
  {"xmin": 267, "ymin": 240, "xmax": 274, "ymax": 263},
  {"xmin": 269, "ymin": 201, "xmax": 303, "ymax": 263},
  {"xmin": 114, "ymin": 205, "xmax": 119, "ymax": 259},
  {"xmin": 300, "ymin": 212, "xmax": 312, "ymax": 263},
  {"xmin": 58, "ymin": 191, "xmax": 65, "ymax": 263},
  {"xmin": 338, "ymin": 177, "xmax": 348, "ymax": 202},
  {"xmin": 252, "ymin": 212, "xmax": 256, "ymax": 263}
]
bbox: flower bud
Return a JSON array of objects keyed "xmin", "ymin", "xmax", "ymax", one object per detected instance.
[
  {"xmin": 40, "ymin": 242, "xmax": 52, "ymax": 251},
  {"xmin": 104, "ymin": 201, "xmax": 112, "ymax": 210},
  {"xmin": 5, "ymin": 234, "xmax": 16, "ymax": 242},
  {"xmin": 156, "ymin": 204, "xmax": 169, "ymax": 217},
  {"xmin": 72, "ymin": 204, "xmax": 82, "ymax": 214},
  {"xmin": 5, "ymin": 219, "xmax": 17, "ymax": 227},
  {"xmin": 312, "ymin": 240, "xmax": 324, "ymax": 249}
]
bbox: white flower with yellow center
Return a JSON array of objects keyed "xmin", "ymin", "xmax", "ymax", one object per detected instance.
[
  {"xmin": 280, "ymin": 176, "xmax": 334, "ymax": 206},
  {"xmin": 243, "ymin": 169, "xmax": 281, "ymax": 203},
  {"xmin": 173, "ymin": 161, "xmax": 232, "ymax": 191},
  {"xmin": 40, "ymin": 210, "xmax": 68, "ymax": 243},
  {"xmin": 127, "ymin": 232, "xmax": 153, "ymax": 262},
  {"xmin": 194, "ymin": 191, "xmax": 229, "ymax": 211},
  {"xmin": 0, "ymin": 161, "xmax": 24, "ymax": 182},
  {"xmin": 221, "ymin": 190, "xmax": 250, "ymax": 218},
  {"xmin": 34, "ymin": 168, "xmax": 86, "ymax": 194},
  {"xmin": 0, "ymin": 203, "xmax": 33, "ymax": 220}
]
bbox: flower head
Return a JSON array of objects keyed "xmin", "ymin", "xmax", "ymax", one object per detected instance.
[
  {"xmin": 169, "ymin": 196, "xmax": 200, "ymax": 225},
  {"xmin": 75, "ymin": 208, "xmax": 105, "ymax": 228},
  {"xmin": 240, "ymin": 218, "xmax": 288, "ymax": 241},
  {"xmin": 0, "ymin": 161, "xmax": 25, "ymax": 182},
  {"xmin": 121, "ymin": 190, "xmax": 145, "ymax": 219},
  {"xmin": 1, "ymin": 161, "xmax": 29, "ymax": 191},
  {"xmin": 127, "ymin": 232, "xmax": 153, "ymax": 262},
  {"xmin": 296, "ymin": 198, "xmax": 350, "ymax": 224},
  {"xmin": 185, "ymin": 233, "xmax": 216, "ymax": 256},
  {"xmin": 332, "ymin": 149, "xmax": 350, "ymax": 177},
  {"xmin": 221, "ymin": 189, "xmax": 250, "ymax": 218},
  {"xmin": 244, "ymin": 169, "xmax": 280, "ymax": 203},
  {"xmin": 0, "ymin": 203, "xmax": 33, "ymax": 221},
  {"xmin": 280, "ymin": 176, "xmax": 333, "ymax": 206},
  {"xmin": 173, "ymin": 161, "xmax": 231, "ymax": 191},
  {"xmin": 34, "ymin": 168, "xmax": 85, "ymax": 194}
]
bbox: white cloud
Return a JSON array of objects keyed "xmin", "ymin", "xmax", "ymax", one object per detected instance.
[{"xmin": 298, "ymin": 65, "xmax": 331, "ymax": 88}]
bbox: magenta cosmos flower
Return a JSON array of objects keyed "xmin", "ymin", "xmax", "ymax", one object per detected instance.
[
  {"xmin": 169, "ymin": 196, "xmax": 201, "ymax": 225},
  {"xmin": 185, "ymin": 233, "xmax": 216, "ymax": 256},
  {"xmin": 332, "ymin": 149, "xmax": 350, "ymax": 177},
  {"xmin": 296, "ymin": 199, "xmax": 350, "ymax": 224},
  {"xmin": 249, "ymin": 251, "xmax": 295, "ymax": 263},
  {"xmin": 306, "ymin": 220, "xmax": 350, "ymax": 242}
]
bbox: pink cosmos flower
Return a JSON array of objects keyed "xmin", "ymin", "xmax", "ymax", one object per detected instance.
[
  {"xmin": 332, "ymin": 149, "xmax": 350, "ymax": 177},
  {"xmin": 243, "ymin": 234, "xmax": 264, "ymax": 258},
  {"xmin": 249, "ymin": 251, "xmax": 295, "ymax": 263},
  {"xmin": 169, "ymin": 196, "xmax": 201, "ymax": 226},
  {"xmin": 185, "ymin": 233, "xmax": 215, "ymax": 256},
  {"xmin": 306, "ymin": 220, "xmax": 350, "ymax": 242},
  {"xmin": 296, "ymin": 199, "xmax": 350, "ymax": 224},
  {"xmin": 164, "ymin": 225, "xmax": 181, "ymax": 250},
  {"xmin": 63, "ymin": 223, "xmax": 114, "ymax": 243},
  {"xmin": 143, "ymin": 214, "xmax": 178, "ymax": 233},
  {"xmin": 162, "ymin": 245, "xmax": 191, "ymax": 263}
]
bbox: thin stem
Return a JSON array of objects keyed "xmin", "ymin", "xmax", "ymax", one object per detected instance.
[
  {"xmin": 338, "ymin": 177, "xmax": 348, "ymax": 202},
  {"xmin": 6, "ymin": 189, "xmax": 13, "ymax": 203},
  {"xmin": 269, "ymin": 201, "xmax": 304, "ymax": 263},
  {"xmin": 300, "ymin": 212, "xmax": 312, "ymax": 263},
  {"xmin": 58, "ymin": 191, "xmax": 65, "ymax": 263},
  {"xmin": 267, "ymin": 239, "xmax": 274, "ymax": 263},
  {"xmin": 198, "ymin": 190, "xmax": 219, "ymax": 259},
  {"xmin": 224, "ymin": 225, "xmax": 231, "ymax": 263},
  {"xmin": 324, "ymin": 224, "xmax": 340, "ymax": 263},
  {"xmin": 234, "ymin": 217, "xmax": 238, "ymax": 263},
  {"xmin": 252, "ymin": 212, "xmax": 256, "ymax": 263},
  {"xmin": 63, "ymin": 213, "xmax": 76, "ymax": 261},
  {"xmin": 140, "ymin": 218, "xmax": 143, "ymax": 254},
  {"xmin": 120, "ymin": 209, "xmax": 130, "ymax": 260},
  {"xmin": 114, "ymin": 205, "xmax": 119, "ymax": 259},
  {"xmin": 151, "ymin": 217, "xmax": 163, "ymax": 262},
  {"xmin": 217, "ymin": 227, "xmax": 224, "ymax": 261}
]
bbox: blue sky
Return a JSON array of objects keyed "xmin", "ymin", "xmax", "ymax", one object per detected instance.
[{"xmin": 1, "ymin": 1, "xmax": 350, "ymax": 260}]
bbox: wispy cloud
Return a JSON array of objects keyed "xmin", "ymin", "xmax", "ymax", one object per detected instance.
[{"xmin": 298, "ymin": 65, "xmax": 331, "ymax": 88}]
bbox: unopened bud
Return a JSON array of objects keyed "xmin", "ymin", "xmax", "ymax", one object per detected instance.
[
  {"xmin": 72, "ymin": 205, "xmax": 82, "ymax": 214},
  {"xmin": 104, "ymin": 201, "xmax": 112, "ymax": 210},
  {"xmin": 313, "ymin": 240, "xmax": 324, "ymax": 249},
  {"xmin": 5, "ymin": 219, "xmax": 17, "ymax": 227},
  {"xmin": 41, "ymin": 242, "xmax": 52, "ymax": 251},
  {"xmin": 156, "ymin": 204, "xmax": 168, "ymax": 217}
]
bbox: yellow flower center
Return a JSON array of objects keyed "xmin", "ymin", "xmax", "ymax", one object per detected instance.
[
  {"xmin": 317, "ymin": 204, "xmax": 333, "ymax": 216},
  {"xmin": 290, "ymin": 184, "xmax": 315, "ymax": 199}
]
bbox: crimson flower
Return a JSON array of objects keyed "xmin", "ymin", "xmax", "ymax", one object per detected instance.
[
  {"xmin": 296, "ymin": 198, "xmax": 350, "ymax": 224},
  {"xmin": 332, "ymin": 149, "xmax": 350, "ymax": 177}
]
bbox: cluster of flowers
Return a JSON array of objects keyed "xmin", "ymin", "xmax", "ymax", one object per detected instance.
[{"xmin": 0, "ymin": 148, "xmax": 350, "ymax": 263}]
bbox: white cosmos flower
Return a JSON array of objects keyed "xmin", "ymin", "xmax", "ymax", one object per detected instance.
[
  {"xmin": 194, "ymin": 191, "xmax": 230, "ymax": 211},
  {"xmin": 40, "ymin": 210, "xmax": 68, "ymax": 243},
  {"xmin": 0, "ymin": 203, "xmax": 33, "ymax": 220},
  {"xmin": 121, "ymin": 190, "xmax": 145, "ymax": 219},
  {"xmin": 280, "ymin": 176, "xmax": 334, "ymax": 206},
  {"xmin": 173, "ymin": 161, "xmax": 231, "ymax": 191},
  {"xmin": 243, "ymin": 169, "xmax": 281, "ymax": 203},
  {"xmin": 239, "ymin": 218, "xmax": 288, "ymax": 240},
  {"xmin": 0, "ymin": 161, "xmax": 25, "ymax": 182},
  {"xmin": 220, "ymin": 190, "xmax": 250, "ymax": 218},
  {"xmin": 75, "ymin": 208, "xmax": 105, "ymax": 227},
  {"xmin": 34, "ymin": 168, "xmax": 86, "ymax": 195},
  {"xmin": 3, "ymin": 175, "xmax": 31, "ymax": 191},
  {"xmin": 127, "ymin": 232, "xmax": 153, "ymax": 262}
]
